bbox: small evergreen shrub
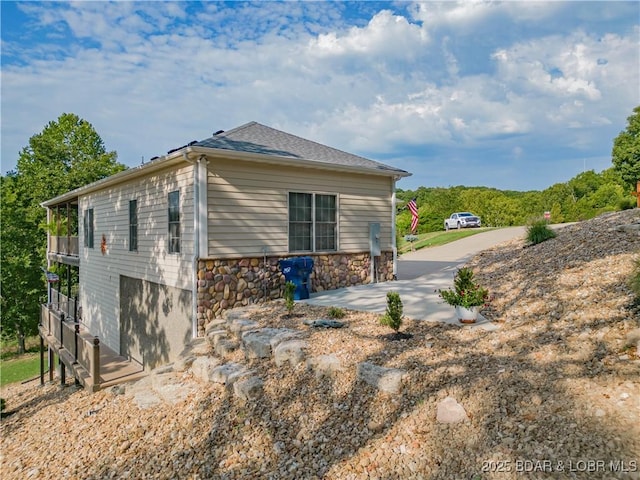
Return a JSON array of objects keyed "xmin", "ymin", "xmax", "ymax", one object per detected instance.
[
  {"xmin": 526, "ymin": 220, "xmax": 557, "ymax": 245},
  {"xmin": 438, "ymin": 267, "xmax": 488, "ymax": 308},
  {"xmin": 284, "ymin": 281, "xmax": 296, "ymax": 315},
  {"xmin": 380, "ymin": 291, "xmax": 403, "ymax": 332},
  {"xmin": 327, "ymin": 306, "xmax": 345, "ymax": 319}
]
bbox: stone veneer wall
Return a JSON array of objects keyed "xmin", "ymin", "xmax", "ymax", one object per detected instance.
[{"xmin": 196, "ymin": 251, "xmax": 394, "ymax": 335}]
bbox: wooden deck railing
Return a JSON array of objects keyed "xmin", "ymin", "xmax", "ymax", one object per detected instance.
[
  {"xmin": 40, "ymin": 304, "xmax": 101, "ymax": 391},
  {"xmin": 48, "ymin": 236, "xmax": 79, "ymax": 256},
  {"xmin": 49, "ymin": 288, "xmax": 78, "ymax": 321},
  {"xmin": 39, "ymin": 304, "xmax": 145, "ymax": 392}
]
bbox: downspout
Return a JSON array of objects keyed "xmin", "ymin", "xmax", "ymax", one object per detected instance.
[
  {"xmin": 184, "ymin": 153, "xmax": 201, "ymax": 338},
  {"xmin": 189, "ymin": 153, "xmax": 199, "ymax": 339},
  {"xmin": 184, "ymin": 152, "xmax": 210, "ymax": 338},
  {"xmin": 391, "ymin": 177, "xmax": 398, "ymax": 280}
]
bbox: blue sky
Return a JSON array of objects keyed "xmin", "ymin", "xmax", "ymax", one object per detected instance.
[{"xmin": 1, "ymin": 1, "xmax": 639, "ymax": 191}]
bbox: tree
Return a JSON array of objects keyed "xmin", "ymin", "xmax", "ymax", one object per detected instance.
[
  {"xmin": 0, "ymin": 176, "xmax": 44, "ymax": 351},
  {"xmin": 15, "ymin": 113, "xmax": 123, "ymax": 227},
  {"xmin": 612, "ymin": 106, "xmax": 640, "ymax": 191},
  {"xmin": 568, "ymin": 170, "xmax": 604, "ymax": 199},
  {"xmin": 0, "ymin": 113, "xmax": 126, "ymax": 350}
]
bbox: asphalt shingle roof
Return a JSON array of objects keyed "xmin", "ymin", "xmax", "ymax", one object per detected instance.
[{"xmin": 194, "ymin": 121, "xmax": 408, "ymax": 175}]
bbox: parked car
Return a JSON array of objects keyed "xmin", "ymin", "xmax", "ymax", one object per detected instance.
[{"xmin": 444, "ymin": 212, "xmax": 481, "ymax": 230}]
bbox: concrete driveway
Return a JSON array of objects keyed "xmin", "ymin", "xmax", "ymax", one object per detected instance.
[
  {"xmin": 303, "ymin": 227, "xmax": 528, "ymax": 328},
  {"xmin": 397, "ymin": 226, "xmax": 527, "ymax": 280}
]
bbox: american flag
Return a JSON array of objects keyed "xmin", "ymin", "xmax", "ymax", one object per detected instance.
[
  {"xmin": 40, "ymin": 267, "xmax": 59, "ymax": 283},
  {"xmin": 407, "ymin": 198, "xmax": 419, "ymax": 233}
]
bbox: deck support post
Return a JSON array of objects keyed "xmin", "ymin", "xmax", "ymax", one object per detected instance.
[
  {"xmin": 59, "ymin": 313, "xmax": 65, "ymax": 349},
  {"xmin": 40, "ymin": 335, "xmax": 45, "ymax": 386},
  {"xmin": 59, "ymin": 356, "xmax": 66, "ymax": 386},
  {"xmin": 91, "ymin": 337, "xmax": 100, "ymax": 388},
  {"xmin": 48, "ymin": 347, "xmax": 54, "ymax": 382},
  {"xmin": 74, "ymin": 323, "xmax": 79, "ymax": 364}
]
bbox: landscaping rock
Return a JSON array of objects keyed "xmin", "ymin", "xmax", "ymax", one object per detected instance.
[
  {"xmin": 268, "ymin": 329, "xmax": 301, "ymax": 350},
  {"xmin": 210, "ymin": 362, "xmax": 250, "ymax": 386},
  {"xmin": 228, "ymin": 319, "xmax": 260, "ymax": 339},
  {"xmin": 303, "ymin": 319, "xmax": 346, "ymax": 328},
  {"xmin": 436, "ymin": 396, "xmax": 469, "ymax": 424},
  {"xmin": 206, "ymin": 329, "xmax": 228, "ymax": 348},
  {"xmin": 306, "ymin": 354, "xmax": 344, "ymax": 378},
  {"xmin": 214, "ymin": 338, "xmax": 239, "ymax": 356},
  {"xmin": 190, "ymin": 356, "xmax": 221, "ymax": 383},
  {"xmin": 173, "ymin": 355, "xmax": 196, "ymax": 372},
  {"xmin": 357, "ymin": 362, "xmax": 406, "ymax": 394},
  {"xmin": 233, "ymin": 376, "xmax": 264, "ymax": 402},
  {"xmin": 273, "ymin": 340, "xmax": 307, "ymax": 367},
  {"xmin": 241, "ymin": 328, "xmax": 282, "ymax": 358},
  {"xmin": 204, "ymin": 318, "xmax": 227, "ymax": 335}
]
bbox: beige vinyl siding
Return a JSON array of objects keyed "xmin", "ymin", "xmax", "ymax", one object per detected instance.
[
  {"xmin": 207, "ymin": 159, "xmax": 392, "ymax": 257},
  {"xmin": 79, "ymin": 164, "xmax": 194, "ymax": 352}
]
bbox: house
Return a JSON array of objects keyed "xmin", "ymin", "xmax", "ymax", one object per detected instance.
[{"xmin": 41, "ymin": 121, "xmax": 411, "ymax": 386}]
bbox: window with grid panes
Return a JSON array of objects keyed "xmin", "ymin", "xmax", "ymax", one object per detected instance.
[{"xmin": 288, "ymin": 192, "xmax": 337, "ymax": 252}]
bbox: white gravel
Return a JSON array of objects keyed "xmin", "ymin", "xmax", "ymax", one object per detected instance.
[{"xmin": 1, "ymin": 210, "xmax": 639, "ymax": 480}]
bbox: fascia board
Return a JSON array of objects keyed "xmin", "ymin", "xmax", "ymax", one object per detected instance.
[{"xmin": 40, "ymin": 152, "xmax": 188, "ymax": 207}]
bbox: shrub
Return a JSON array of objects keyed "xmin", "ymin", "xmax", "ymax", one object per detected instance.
[
  {"xmin": 438, "ymin": 267, "xmax": 488, "ymax": 308},
  {"xmin": 618, "ymin": 197, "xmax": 637, "ymax": 210},
  {"xmin": 283, "ymin": 281, "xmax": 296, "ymax": 315},
  {"xmin": 526, "ymin": 220, "xmax": 557, "ymax": 245},
  {"xmin": 327, "ymin": 306, "xmax": 345, "ymax": 319},
  {"xmin": 380, "ymin": 291, "xmax": 403, "ymax": 332}
]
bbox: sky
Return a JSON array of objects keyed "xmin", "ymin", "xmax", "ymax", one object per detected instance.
[{"xmin": 1, "ymin": 1, "xmax": 639, "ymax": 192}]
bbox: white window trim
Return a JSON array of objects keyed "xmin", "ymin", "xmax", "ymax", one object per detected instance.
[{"xmin": 287, "ymin": 190, "xmax": 339, "ymax": 253}]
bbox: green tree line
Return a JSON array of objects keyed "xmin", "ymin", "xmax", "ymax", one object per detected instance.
[{"xmin": 396, "ymin": 166, "xmax": 635, "ymax": 235}]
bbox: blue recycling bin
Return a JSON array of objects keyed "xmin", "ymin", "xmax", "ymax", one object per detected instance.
[{"xmin": 279, "ymin": 256, "xmax": 314, "ymax": 300}]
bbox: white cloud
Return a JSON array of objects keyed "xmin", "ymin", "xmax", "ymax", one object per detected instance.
[
  {"xmin": 409, "ymin": 0, "xmax": 497, "ymax": 27},
  {"xmin": 409, "ymin": 1, "xmax": 564, "ymax": 29},
  {"xmin": 2, "ymin": 2, "xmax": 638, "ymax": 191},
  {"xmin": 309, "ymin": 10, "xmax": 428, "ymax": 58},
  {"xmin": 491, "ymin": 29, "xmax": 639, "ymax": 134}
]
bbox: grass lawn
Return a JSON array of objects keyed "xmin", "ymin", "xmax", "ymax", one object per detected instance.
[
  {"xmin": 0, "ymin": 353, "xmax": 43, "ymax": 387},
  {"xmin": 1, "ymin": 336, "xmax": 46, "ymax": 387},
  {"xmin": 398, "ymin": 228, "xmax": 493, "ymax": 254}
]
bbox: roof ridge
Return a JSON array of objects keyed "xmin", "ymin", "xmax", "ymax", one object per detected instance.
[
  {"xmin": 242, "ymin": 122, "xmax": 379, "ymax": 164},
  {"xmin": 215, "ymin": 121, "xmax": 258, "ymax": 138},
  {"xmin": 193, "ymin": 121, "xmax": 409, "ymax": 176}
]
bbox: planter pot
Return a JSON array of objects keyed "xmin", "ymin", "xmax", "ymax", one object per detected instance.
[{"xmin": 455, "ymin": 305, "xmax": 479, "ymax": 324}]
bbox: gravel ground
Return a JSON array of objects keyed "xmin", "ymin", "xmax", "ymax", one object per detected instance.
[{"xmin": 2, "ymin": 210, "xmax": 639, "ymax": 480}]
